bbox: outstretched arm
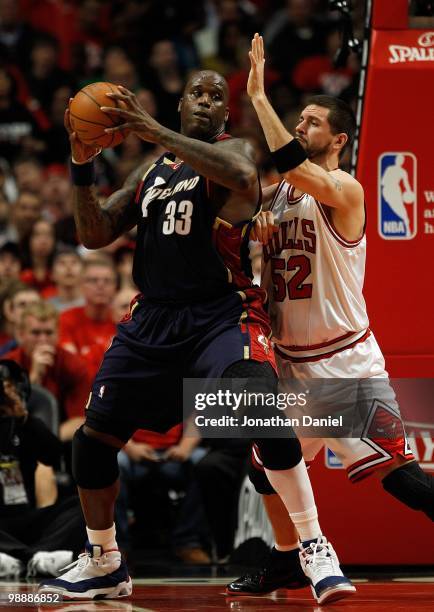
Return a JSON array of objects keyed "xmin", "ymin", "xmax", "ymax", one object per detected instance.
[
  {"xmin": 101, "ymin": 87, "xmax": 258, "ymax": 196},
  {"xmin": 247, "ymin": 34, "xmax": 363, "ymax": 210}
]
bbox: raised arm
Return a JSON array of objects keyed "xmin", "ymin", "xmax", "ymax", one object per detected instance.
[
  {"xmin": 247, "ymin": 34, "xmax": 363, "ymax": 211},
  {"xmin": 101, "ymin": 87, "xmax": 258, "ymax": 197}
]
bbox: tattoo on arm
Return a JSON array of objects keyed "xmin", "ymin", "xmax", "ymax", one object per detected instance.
[
  {"xmin": 73, "ymin": 162, "xmax": 149, "ymax": 248},
  {"xmin": 331, "ymin": 176, "xmax": 343, "ymax": 192}
]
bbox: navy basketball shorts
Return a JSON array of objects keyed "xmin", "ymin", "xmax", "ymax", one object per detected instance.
[{"xmin": 84, "ymin": 293, "xmax": 276, "ymax": 442}]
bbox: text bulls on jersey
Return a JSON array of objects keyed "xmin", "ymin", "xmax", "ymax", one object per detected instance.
[{"xmin": 263, "ymin": 217, "xmax": 317, "ymax": 262}]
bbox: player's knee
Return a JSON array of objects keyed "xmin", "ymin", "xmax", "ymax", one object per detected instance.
[
  {"xmin": 248, "ymin": 461, "xmax": 276, "ymax": 495},
  {"xmin": 382, "ymin": 461, "xmax": 434, "ymax": 521},
  {"xmin": 72, "ymin": 426, "xmax": 120, "ymax": 489},
  {"xmin": 254, "ymin": 438, "xmax": 302, "ymax": 471}
]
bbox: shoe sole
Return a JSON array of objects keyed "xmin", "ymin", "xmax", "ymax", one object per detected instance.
[
  {"xmin": 314, "ymin": 584, "xmax": 356, "ymax": 605},
  {"xmin": 39, "ymin": 578, "xmax": 132, "ymax": 600},
  {"xmin": 225, "ymin": 582, "xmax": 309, "ymax": 596}
]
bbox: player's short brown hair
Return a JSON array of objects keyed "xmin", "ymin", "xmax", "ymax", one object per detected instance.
[
  {"xmin": 19, "ymin": 301, "xmax": 59, "ymax": 328},
  {"xmin": 306, "ymin": 95, "xmax": 357, "ymax": 156}
]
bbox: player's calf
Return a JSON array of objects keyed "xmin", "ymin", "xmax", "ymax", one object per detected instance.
[{"xmin": 382, "ymin": 461, "xmax": 434, "ymax": 521}]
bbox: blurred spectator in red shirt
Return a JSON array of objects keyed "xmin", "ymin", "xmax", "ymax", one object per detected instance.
[
  {"xmin": 292, "ymin": 27, "xmax": 358, "ymax": 98},
  {"xmin": 5, "ymin": 301, "xmax": 88, "ymax": 442},
  {"xmin": 20, "ymin": 219, "xmax": 56, "ymax": 294},
  {"xmin": 45, "ymin": 249, "xmax": 84, "ymax": 312},
  {"xmin": 0, "ymin": 281, "xmax": 40, "ymax": 355},
  {"xmin": 59, "ymin": 258, "xmax": 117, "ymax": 378}
]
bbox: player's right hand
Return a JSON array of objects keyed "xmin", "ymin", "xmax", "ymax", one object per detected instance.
[
  {"xmin": 250, "ymin": 210, "xmax": 278, "ymax": 244},
  {"xmin": 64, "ymin": 100, "xmax": 102, "ymax": 164}
]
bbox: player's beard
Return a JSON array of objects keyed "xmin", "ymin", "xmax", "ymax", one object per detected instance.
[{"xmin": 305, "ymin": 141, "xmax": 333, "ymax": 161}]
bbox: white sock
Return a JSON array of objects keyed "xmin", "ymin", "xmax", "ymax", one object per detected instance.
[
  {"xmin": 86, "ymin": 524, "xmax": 118, "ymax": 552},
  {"xmin": 275, "ymin": 543, "xmax": 299, "ymax": 552},
  {"xmin": 264, "ymin": 460, "xmax": 322, "ymax": 542}
]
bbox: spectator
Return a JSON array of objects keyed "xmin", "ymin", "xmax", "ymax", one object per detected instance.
[
  {"xmin": 0, "ymin": 282, "xmax": 40, "ymax": 356},
  {"xmin": 292, "ymin": 27, "xmax": 358, "ymax": 98},
  {"xmin": 13, "ymin": 156, "xmax": 45, "ymax": 195},
  {"xmin": 0, "ymin": 67, "xmax": 45, "ymax": 163},
  {"xmin": 0, "ymin": 242, "xmax": 22, "ymax": 283},
  {"xmin": 0, "ymin": 359, "xmax": 85, "ymax": 578},
  {"xmin": 43, "ymin": 85, "xmax": 74, "ymax": 165},
  {"xmin": 117, "ymin": 425, "xmax": 211, "ymax": 564},
  {"xmin": 59, "ymin": 258, "xmax": 117, "ymax": 378},
  {"xmin": 20, "ymin": 218, "xmax": 56, "ymax": 294},
  {"xmin": 10, "ymin": 190, "xmax": 42, "ymax": 244},
  {"xmin": 112, "ymin": 286, "xmax": 137, "ymax": 324},
  {"xmin": 143, "ymin": 39, "xmax": 185, "ymax": 132},
  {"xmin": 268, "ymin": 0, "xmax": 326, "ymax": 81},
  {"xmin": 113, "ymin": 244, "xmax": 136, "ymax": 291},
  {"xmin": 0, "ymin": 0, "xmax": 37, "ymax": 70},
  {"xmin": 46, "ymin": 249, "xmax": 84, "ymax": 312},
  {"xmin": 25, "ymin": 33, "xmax": 74, "ymax": 117},
  {"xmin": 5, "ymin": 301, "xmax": 89, "ymax": 443},
  {"xmin": 40, "ymin": 164, "xmax": 72, "ymax": 223}
]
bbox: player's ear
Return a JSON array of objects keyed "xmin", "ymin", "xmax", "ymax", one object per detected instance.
[
  {"xmin": 335, "ymin": 132, "xmax": 348, "ymax": 154},
  {"xmin": 178, "ymin": 98, "xmax": 183, "ymax": 112}
]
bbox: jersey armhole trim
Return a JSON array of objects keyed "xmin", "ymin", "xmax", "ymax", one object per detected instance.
[
  {"xmin": 269, "ymin": 180, "xmax": 285, "ymax": 212},
  {"xmin": 315, "ymin": 200, "xmax": 366, "ymax": 248}
]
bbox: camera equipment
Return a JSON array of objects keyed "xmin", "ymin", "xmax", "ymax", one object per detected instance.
[
  {"xmin": 0, "ymin": 360, "xmax": 31, "ymax": 403},
  {"xmin": 329, "ymin": 0, "xmax": 361, "ymax": 68}
]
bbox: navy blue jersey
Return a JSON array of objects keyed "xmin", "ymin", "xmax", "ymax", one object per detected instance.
[{"xmin": 132, "ymin": 148, "xmax": 260, "ymax": 303}]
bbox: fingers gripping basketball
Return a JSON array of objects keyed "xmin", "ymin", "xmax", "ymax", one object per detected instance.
[{"xmin": 69, "ymin": 82, "xmax": 129, "ymax": 148}]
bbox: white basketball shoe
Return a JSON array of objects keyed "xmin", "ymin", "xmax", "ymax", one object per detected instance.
[
  {"xmin": 38, "ymin": 544, "xmax": 132, "ymax": 600},
  {"xmin": 0, "ymin": 552, "xmax": 24, "ymax": 578},
  {"xmin": 299, "ymin": 536, "xmax": 356, "ymax": 605}
]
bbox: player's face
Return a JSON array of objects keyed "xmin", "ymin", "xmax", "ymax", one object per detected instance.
[
  {"xmin": 295, "ymin": 105, "xmax": 337, "ymax": 161},
  {"xmin": 179, "ymin": 72, "xmax": 229, "ymax": 141}
]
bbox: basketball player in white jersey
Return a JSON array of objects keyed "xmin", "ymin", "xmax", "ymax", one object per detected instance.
[{"xmin": 227, "ymin": 33, "xmax": 433, "ymax": 597}]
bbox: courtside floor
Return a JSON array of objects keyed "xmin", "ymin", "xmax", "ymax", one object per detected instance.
[{"xmin": 1, "ymin": 577, "xmax": 434, "ymax": 611}]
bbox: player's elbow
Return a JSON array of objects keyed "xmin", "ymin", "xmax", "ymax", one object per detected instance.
[{"xmin": 235, "ymin": 166, "xmax": 257, "ymax": 192}]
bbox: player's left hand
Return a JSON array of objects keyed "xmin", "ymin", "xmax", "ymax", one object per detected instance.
[
  {"xmin": 101, "ymin": 86, "xmax": 162, "ymax": 143},
  {"xmin": 163, "ymin": 445, "xmax": 190, "ymax": 463},
  {"xmin": 247, "ymin": 33, "xmax": 266, "ymax": 100},
  {"xmin": 250, "ymin": 210, "xmax": 278, "ymax": 244}
]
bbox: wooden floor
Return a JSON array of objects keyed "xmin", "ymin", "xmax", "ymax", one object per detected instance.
[{"xmin": 1, "ymin": 578, "xmax": 434, "ymax": 611}]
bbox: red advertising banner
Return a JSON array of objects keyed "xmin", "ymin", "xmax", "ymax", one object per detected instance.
[{"xmin": 357, "ymin": 29, "xmax": 434, "ymax": 369}]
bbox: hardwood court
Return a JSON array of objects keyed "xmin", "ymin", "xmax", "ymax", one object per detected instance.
[{"xmin": 1, "ymin": 578, "xmax": 434, "ymax": 611}]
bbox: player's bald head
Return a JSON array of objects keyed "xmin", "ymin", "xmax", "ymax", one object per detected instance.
[{"xmin": 184, "ymin": 70, "xmax": 229, "ymax": 103}]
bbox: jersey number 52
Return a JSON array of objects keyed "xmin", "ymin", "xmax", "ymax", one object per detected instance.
[{"xmin": 271, "ymin": 255, "xmax": 312, "ymax": 301}]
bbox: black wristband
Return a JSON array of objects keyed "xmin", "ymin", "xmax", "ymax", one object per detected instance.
[
  {"xmin": 271, "ymin": 140, "xmax": 307, "ymax": 174},
  {"xmin": 69, "ymin": 158, "xmax": 95, "ymax": 186}
]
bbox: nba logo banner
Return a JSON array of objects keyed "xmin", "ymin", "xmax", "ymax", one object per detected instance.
[
  {"xmin": 378, "ymin": 152, "xmax": 417, "ymax": 240},
  {"xmin": 325, "ymin": 448, "xmax": 343, "ymax": 469}
]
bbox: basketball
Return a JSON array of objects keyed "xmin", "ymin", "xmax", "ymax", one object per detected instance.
[
  {"xmin": 69, "ymin": 82, "xmax": 129, "ymax": 149},
  {"xmin": 402, "ymin": 190, "xmax": 414, "ymax": 204}
]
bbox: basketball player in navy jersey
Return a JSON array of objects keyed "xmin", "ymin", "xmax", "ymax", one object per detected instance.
[{"xmin": 39, "ymin": 71, "xmax": 354, "ymax": 604}]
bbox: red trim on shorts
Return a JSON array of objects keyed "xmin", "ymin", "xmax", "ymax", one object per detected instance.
[
  {"xmin": 251, "ymin": 444, "xmax": 265, "ymax": 471},
  {"xmin": 347, "ymin": 447, "xmax": 415, "ymax": 483},
  {"xmin": 275, "ymin": 329, "xmax": 371, "ymax": 363}
]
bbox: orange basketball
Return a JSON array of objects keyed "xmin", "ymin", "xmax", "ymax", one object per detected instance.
[{"xmin": 69, "ymin": 82, "xmax": 129, "ymax": 148}]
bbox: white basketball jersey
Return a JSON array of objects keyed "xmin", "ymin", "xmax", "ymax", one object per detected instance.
[{"xmin": 262, "ymin": 180, "xmax": 369, "ymax": 358}]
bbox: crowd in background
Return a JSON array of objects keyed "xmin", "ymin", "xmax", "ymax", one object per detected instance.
[{"xmin": 0, "ymin": 0, "xmax": 365, "ymax": 574}]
